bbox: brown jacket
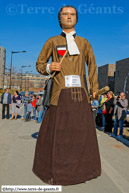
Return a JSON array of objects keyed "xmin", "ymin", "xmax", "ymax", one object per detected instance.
[{"xmin": 36, "ymin": 33, "xmax": 98, "ymax": 106}]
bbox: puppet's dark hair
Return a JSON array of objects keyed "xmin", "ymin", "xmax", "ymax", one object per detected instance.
[{"xmin": 58, "ymin": 5, "xmax": 78, "ymax": 28}]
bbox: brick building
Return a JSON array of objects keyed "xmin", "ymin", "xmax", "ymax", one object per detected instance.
[
  {"xmin": 98, "ymin": 58, "xmax": 129, "ymax": 102},
  {"xmin": 4, "ymin": 72, "xmax": 48, "ymax": 91},
  {"xmin": 114, "ymin": 58, "xmax": 129, "ymax": 99},
  {"xmin": 98, "ymin": 64, "xmax": 116, "ymax": 92}
]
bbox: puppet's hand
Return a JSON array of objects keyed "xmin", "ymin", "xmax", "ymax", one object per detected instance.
[
  {"xmin": 92, "ymin": 92, "xmax": 96, "ymax": 99},
  {"xmin": 50, "ymin": 62, "xmax": 61, "ymax": 72}
]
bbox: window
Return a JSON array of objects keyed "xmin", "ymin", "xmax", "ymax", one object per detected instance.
[
  {"xmin": 116, "ymin": 71, "xmax": 119, "ymax": 78},
  {"xmin": 99, "ymin": 73, "xmax": 102, "ymax": 80}
]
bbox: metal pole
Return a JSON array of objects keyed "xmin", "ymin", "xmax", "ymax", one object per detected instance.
[
  {"xmin": 21, "ymin": 66, "xmax": 31, "ymax": 91},
  {"xmin": 10, "ymin": 52, "xmax": 12, "ymax": 89},
  {"xmin": 25, "ymin": 74, "xmax": 26, "ymax": 91},
  {"xmin": 10, "ymin": 50, "xmax": 27, "ymax": 90},
  {"xmin": 25, "ymin": 71, "xmax": 32, "ymax": 91},
  {"xmin": 123, "ymin": 72, "xmax": 129, "ymax": 93},
  {"xmin": 21, "ymin": 67, "xmax": 22, "ymax": 91}
]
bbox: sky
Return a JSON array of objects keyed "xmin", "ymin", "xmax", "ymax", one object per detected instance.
[{"xmin": 0, "ymin": 0, "xmax": 129, "ymax": 74}]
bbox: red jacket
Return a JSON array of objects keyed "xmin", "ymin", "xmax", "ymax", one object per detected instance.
[{"xmin": 32, "ymin": 99, "xmax": 37, "ymax": 107}]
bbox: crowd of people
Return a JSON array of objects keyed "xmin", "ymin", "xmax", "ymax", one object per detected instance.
[
  {"xmin": 1, "ymin": 88, "xmax": 47, "ymax": 123},
  {"xmin": 1, "ymin": 88, "xmax": 128, "ymax": 139},
  {"xmin": 92, "ymin": 91, "xmax": 128, "ymax": 139}
]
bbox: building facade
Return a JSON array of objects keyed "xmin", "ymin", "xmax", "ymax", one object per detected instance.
[
  {"xmin": 98, "ymin": 64, "xmax": 116, "ymax": 92},
  {"xmin": 114, "ymin": 58, "xmax": 129, "ymax": 98},
  {"xmin": 4, "ymin": 72, "xmax": 48, "ymax": 91},
  {"xmin": 0, "ymin": 46, "xmax": 6, "ymax": 89},
  {"xmin": 98, "ymin": 59, "xmax": 129, "ymax": 102}
]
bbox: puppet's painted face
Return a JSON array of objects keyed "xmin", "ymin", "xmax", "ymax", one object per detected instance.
[{"xmin": 60, "ymin": 7, "xmax": 77, "ymax": 29}]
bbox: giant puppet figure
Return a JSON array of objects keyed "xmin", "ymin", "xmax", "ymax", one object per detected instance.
[{"xmin": 33, "ymin": 5, "xmax": 101, "ymax": 185}]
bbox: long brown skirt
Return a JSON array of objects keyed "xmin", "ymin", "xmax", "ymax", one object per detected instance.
[{"xmin": 32, "ymin": 88, "xmax": 101, "ymax": 185}]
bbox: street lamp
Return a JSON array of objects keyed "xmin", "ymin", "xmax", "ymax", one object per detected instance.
[
  {"xmin": 10, "ymin": 50, "xmax": 26, "ymax": 89},
  {"xmin": 21, "ymin": 65, "xmax": 31, "ymax": 90}
]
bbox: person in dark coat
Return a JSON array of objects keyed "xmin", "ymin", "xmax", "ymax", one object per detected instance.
[
  {"xmin": 104, "ymin": 91, "xmax": 115, "ymax": 133},
  {"xmin": 11, "ymin": 90, "xmax": 21, "ymax": 120},
  {"xmin": 1, "ymin": 88, "xmax": 11, "ymax": 119}
]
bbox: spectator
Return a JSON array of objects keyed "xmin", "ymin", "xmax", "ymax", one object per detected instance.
[
  {"xmin": 11, "ymin": 90, "xmax": 21, "ymax": 120},
  {"xmin": 25, "ymin": 100, "xmax": 32, "ymax": 122},
  {"xmin": 31, "ymin": 95, "xmax": 37, "ymax": 121},
  {"xmin": 98, "ymin": 95, "xmax": 102, "ymax": 114},
  {"xmin": 112, "ymin": 92, "xmax": 128, "ymax": 138},
  {"xmin": 104, "ymin": 91, "xmax": 115, "ymax": 133},
  {"xmin": 91, "ymin": 99, "xmax": 99, "ymax": 127},
  {"xmin": 36, "ymin": 94, "xmax": 43, "ymax": 123},
  {"xmin": 22, "ymin": 91, "xmax": 31, "ymax": 120},
  {"xmin": 1, "ymin": 88, "xmax": 11, "ymax": 119},
  {"xmin": 95, "ymin": 95, "xmax": 103, "ymax": 128},
  {"xmin": 100, "ymin": 93, "xmax": 108, "ymax": 130}
]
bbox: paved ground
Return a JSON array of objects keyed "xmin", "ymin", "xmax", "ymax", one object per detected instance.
[{"xmin": 0, "ymin": 104, "xmax": 129, "ymax": 193}]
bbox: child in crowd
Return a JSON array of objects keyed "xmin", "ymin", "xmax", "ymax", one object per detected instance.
[
  {"xmin": 25, "ymin": 100, "xmax": 32, "ymax": 122},
  {"xmin": 31, "ymin": 95, "xmax": 37, "ymax": 121},
  {"xmin": 36, "ymin": 94, "xmax": 43, "ymax": 123}
]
